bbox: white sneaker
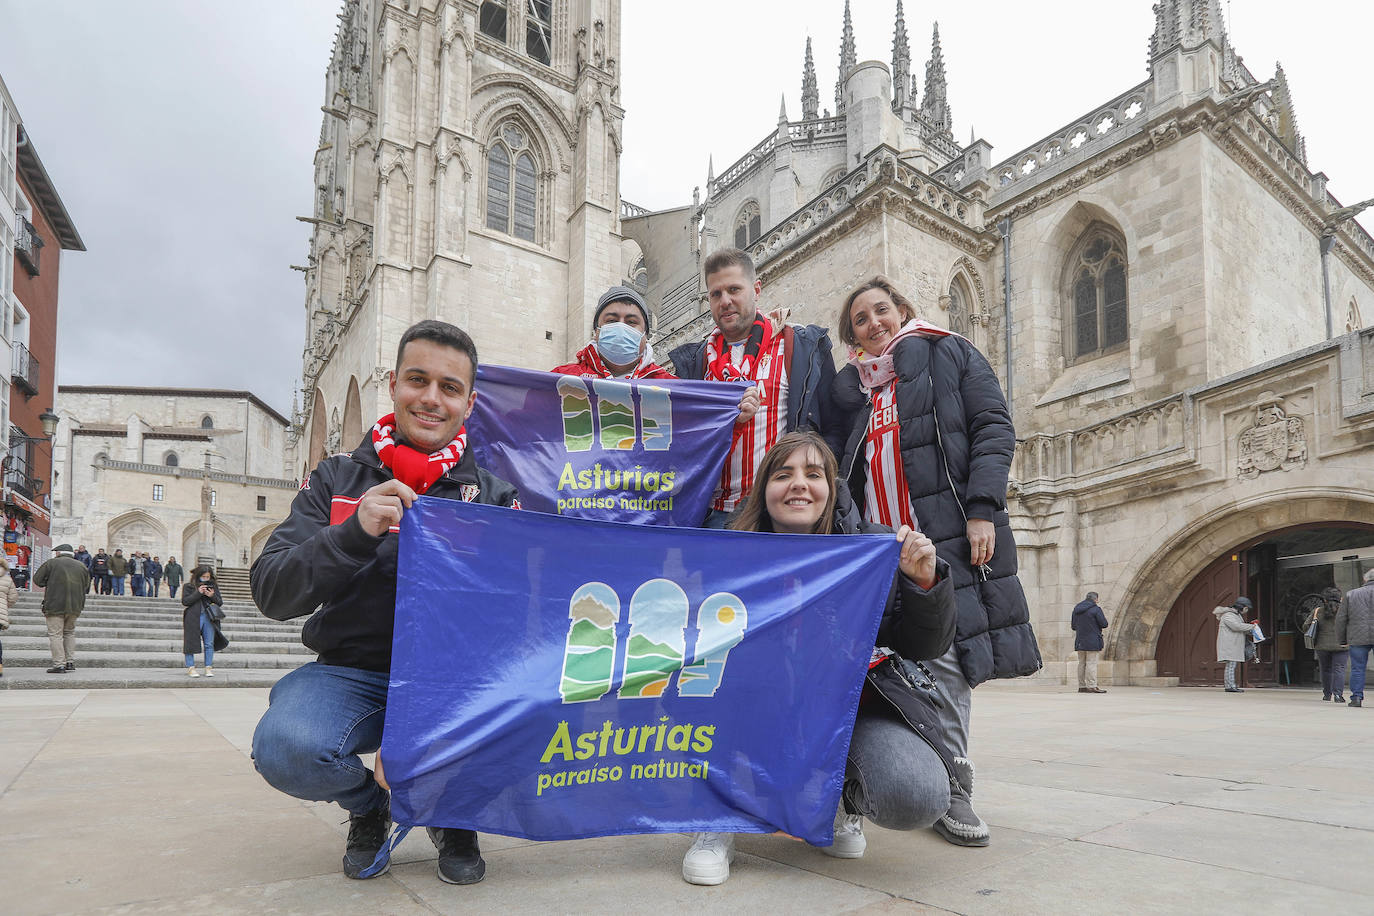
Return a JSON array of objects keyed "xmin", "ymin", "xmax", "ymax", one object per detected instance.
[
  {"xmin": 820, "ymin": 805, "xmax": 867, "ymax": 858},
  {"xmin": 204, "ymin": 667, "xmax": 214, "ymax": 678},
  {"xmin": 188, "ymin": 667, "xmax": 199, "ymax": 678},
  {"xmin": 682, "ymin": 832, "xmax": 734, "ymax": 885}
]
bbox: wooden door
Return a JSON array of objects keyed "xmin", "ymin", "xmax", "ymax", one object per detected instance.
[{"xmin": 1156, "ymin": 552, "xmax": 1244, "ymax": 686}]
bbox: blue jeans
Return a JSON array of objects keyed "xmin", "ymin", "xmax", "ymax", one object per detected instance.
[
  {"xmin": 1349, "ymin": 645, "xmax": 1372, "ymax": 700},
  {"xmin": 131, "ymin": 574, "xmax": 144, "ymax": 597},
  {"xmin": 150, "ymin": 577, "xmax": 161, "ymax": 597},
  {"xmin": 111, "ymin": 575, "xmax": 124, "ymax": 595},
  {"xmin": 252, "ymin": 663, "xmax": 390, "ymax": 815},
  {"xmin": 702, "ymin": 508, "xmax": 732, "ymax": 529},
  {"xmin": 185, "ymin": 612, "xmax": 215, "ymax": 667}
]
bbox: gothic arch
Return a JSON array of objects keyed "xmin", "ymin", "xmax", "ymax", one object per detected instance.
[
  {"xmin": 307, "ymin": 388, "xmax": 328, "ymax": 471},
  {"xmin": 945, "ymin": 256, "xmax": 987, "ymax": 343},
  {"xmin": 470, "ymin": 74, "xmax": 573, "ymax": 169},
  {"xmin": 181, "ymin": 519, "xmax": 240, "ymax": 569},
  {"xmin": 1037, "ymin": 201, "xmax": 1137, "ymax": 356},
  {"xmin": 107, "ymin": 509, "xmax": 168, "ymax": 554},
  {"xmin": 1347, "ymin": 297, "xmax": 1364, "ymax": 333},
  {"xmin": 819, "ymin": 165, "xmax": 847, "ymax": 191},
  {"xmin": 342, "ymin": 377, "xmax": 363, "ymax": 448},
  {"xmin": 249, "ymin": 523, "xmax": 279, "ymax": 566},
  {"xmin": 1103, "ymin": 490, "xmax": 1374, "ymax": 668},
  {"xmin": 733, "ymin": 200, "xmax": 762, "ymax": 249},
  {"xmin": 481, "ymin": 113, "xmax": 550, "ymax": 244}
]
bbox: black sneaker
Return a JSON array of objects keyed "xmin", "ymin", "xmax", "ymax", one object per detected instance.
[
  {"xmin": 64, "ymin": 662, "xmax": 76, "ymax": 671},
  {"xmin": 427, "ymin": 827, "xmax": 486, "ymax": 885},
  {"xmin": 46, "ymin": 664, "xmax": 68, "ymax": 674},
  {"xmin": 342, "ymin": 795, "xmax": 391, "ymax": 879}
]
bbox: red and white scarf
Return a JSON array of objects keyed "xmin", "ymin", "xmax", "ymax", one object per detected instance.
[
  {"xmin": 850, "ymin": 318, "xmax": 958, "ymax": 392},
  {"xmin": 850, "ymin": 319, "xmax": 958, "ymax": 530},
  {"xmin": 705, "ymin": 318, "xmax": 790, "ymax": 511},
  {"xmin": 371, "ymin": 413, "xmax": 467, "ymax": 495},
  {"xmin": 569, "ymin": 342, "xmax": 674, "ymax": 380}
]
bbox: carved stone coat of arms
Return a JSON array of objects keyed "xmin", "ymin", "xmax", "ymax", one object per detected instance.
[{"xmin": 1237, "ymin": 396, "xmax": 1307, "ymax": 479}]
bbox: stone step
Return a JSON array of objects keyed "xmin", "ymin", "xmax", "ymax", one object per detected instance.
[
  {"xmin": 7, "ymin": 609, "xmax": 299, "ymax": 627},
  {"xmin": 4, "ymin": 624, "xmax": 305, "ymax": 643},
  {"xmin": 2, "ymin": 649, "xmax": 308, "ymax": 670},
  {"xmin": 0, "ymin": 667, "xmax": 292, "ymax": 689},
  {"xmin": 1, "ymin": 635, "xmax": 315, "ymax": 655}
]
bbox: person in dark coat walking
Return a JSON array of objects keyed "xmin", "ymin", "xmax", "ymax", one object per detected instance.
[
  {"xmin": 91, "ymin": 549, "xmax": 110, "ymax": 594},
  {"xmin": 680, "ymin": 431, "xmax": 956, "ymax": 885},
  {"xmin": 1071, "ymin": 592, "xmax": 1110, "ymax": 693},
  {"xmin": 1307, "ymin": 587, "xmax": 1347, "ymax": 702},
  {"xmin": 181, "ymin": 565, "xmax": 227, "ymax": 676},
  {"xmin": 164, "ymin": 556, "xmax": 183, "ymax": 597},
  {"xmin": 148, "ymin": 556, "xmax": 164, "ymax": 597},
  {"xmin": 832, "ymin": 276, "xmax": 1041, "ymax": 848},
  {"xmin": 1335, "ymin": 569, "xmax": 1374, "ymax": 707},
  {"xmin": 33, "ymin": 544, "xmax": 91, "ymax": 673}
]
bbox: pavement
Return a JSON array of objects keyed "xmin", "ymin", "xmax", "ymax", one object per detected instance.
[{"xmin": 3, "ymin": 683, "xmax": 1371, "ymax": 915}]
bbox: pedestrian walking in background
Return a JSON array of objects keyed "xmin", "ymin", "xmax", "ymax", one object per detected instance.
[
  {"xmin": 129, "ymin": 552, "xmax": 146, "ymax": 597},
  {"xmin": 1335, "ymin": 569, "xmax": 1374, "ymax": 708},
  {"xmin": 164, "ymin": 556, "xmax": 183, "ymax": 598},
  {"xmin": 181, "ymin": 565, "xmax": 227, "ymax": 677},
  {"xmin": 1071, "ymin": 592, "xmax": 1109, "ymax": 693},
  {"xmin": 148, "ymin": 556, "xmax": 164, "ymax": 597},
  {"xmin": 1308, "ymin": 586, "xmax": 1348, "ymax": 702},
  {"xmin": 91, "ymin": 548, "xmax": 110, "ymax": 594},
  {"xmin": 108, "ymin": 549, "xmax": 128, "ymax": 596},
  {"xmin": 0, "ymin": 555, "xmax": 16, "ymax": 677},
  {"xmin": 33, "ymin": 544, "xmax": 91, "ymax": 674},
  {"xmin": 1215, "ymin": 597, "xmax": 1254, "ymax": 692}
]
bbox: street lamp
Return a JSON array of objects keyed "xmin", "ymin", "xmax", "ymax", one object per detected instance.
[{"xmin": 38, "ymin": 407, "xmax": 58, "ymax": 438}]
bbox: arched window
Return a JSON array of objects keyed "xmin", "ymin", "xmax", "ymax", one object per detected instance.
[
  {"xmin": 1347, "ymin": 298, "xmax": 1364, "ymax": 334},
  {"xmin": 479, "ymin": 1, "xmax": 507, "ymax": 43},
  {"xmin": 164, "ymin": 452, "xmax": 179, "ymax": 467},
  {"xmin": 526, "ymin": 0, "xmax": 552, "ymax": 65},
  {"xmin": 820, "ymin": 166, "xmax": 846, "ymax": 190},
  {"xmin": 734, "ymin": 200, "xmax": 761, "ymax": 249},
  {"xmin": 1065, "ymin": 226, "xmax": 1129, "ymax": 360},
  {"xmin": 486, "ymin": 122, "xmax": 539, "ymax": 242},
  {"xmin": 200, "ymin": 415, "xmax": 214, "ymax": 429},
  {"xmin": 946, "ymin": 276, "xmax": 972, "ymax": 336}
]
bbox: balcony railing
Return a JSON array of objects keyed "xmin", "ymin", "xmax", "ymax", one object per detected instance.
[
  {"xmin": 2, "ymin": 451, "xmax": 39, "ymax": 500},
  {"xmin": 15, "ymin": 216, "xmax": 42, "ymax": 276},
  {"xmin": 11, "ymin": 342, "xmax": 38, "ymax": 396}
]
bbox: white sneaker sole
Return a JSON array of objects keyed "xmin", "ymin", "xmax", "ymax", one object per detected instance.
[
  {"xmin": 682, "ymin": 860, "xmax": 731, "ymax": 885},
  {"xmin": 819, "ymin": 839, "xmax": 866, "ymax": 858}
]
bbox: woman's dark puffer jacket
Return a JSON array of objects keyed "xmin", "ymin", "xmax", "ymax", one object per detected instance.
[{"xmin": 833, "ymin": 333, "xmax": 1041, "ymax": 687}]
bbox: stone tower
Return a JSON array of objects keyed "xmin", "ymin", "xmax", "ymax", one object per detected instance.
[{"xmin": 296, "ymin": 0, "xmax": 628, "ymax": 474}]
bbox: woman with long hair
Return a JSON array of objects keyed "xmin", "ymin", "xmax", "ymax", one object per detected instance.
[
  {"xmin": 681, "ymin": 431, "xmax": 958, "ymax": 886},
  {"xmin": 181, "ymin": 565, "xmax": 228, "ymax": 677},
  {"xmin": 831, "ymin": 276, "xmax": 1041, "ymax": 847}
]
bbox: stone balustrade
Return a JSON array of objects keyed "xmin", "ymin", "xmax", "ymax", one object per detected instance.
[
  {"xmin": 984, "ymin": 82, "xmax": 1151, "ymax": 202},
  {"xmin": 1013, "ymin": 396, "xmax": 1187, "ymax": 488},
  {"xmin": 95, "ymin": 457, "xmax": 299, "ymax": 490}
]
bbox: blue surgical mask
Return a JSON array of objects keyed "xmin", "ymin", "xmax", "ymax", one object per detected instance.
[{"xmin": 595, "ymin": 322, "xmax": 644, "ymax": 366}]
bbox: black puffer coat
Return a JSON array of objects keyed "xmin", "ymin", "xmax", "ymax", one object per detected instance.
[
  {"xmin": 833, "ymin": 333, "xmax": 1041, "ymax": 687},
  {"xmin": 181, "ymin": 581, "xmax": 229, "ymax": 655}
]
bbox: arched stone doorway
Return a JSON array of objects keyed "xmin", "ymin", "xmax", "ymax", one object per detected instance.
[{"xmin": 1107, "ymin": 493, "xmax": 1374, "ymax": 685}]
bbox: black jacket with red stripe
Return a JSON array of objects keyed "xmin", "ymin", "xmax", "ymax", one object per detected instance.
[{"xmin": 250, "ymin": 432, "xmax": 519, "ymax": 673}]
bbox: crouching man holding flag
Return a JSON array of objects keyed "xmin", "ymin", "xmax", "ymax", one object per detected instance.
[{"xmin": 249, "ymin": 320, "xmax": 519, "ymax": 886}]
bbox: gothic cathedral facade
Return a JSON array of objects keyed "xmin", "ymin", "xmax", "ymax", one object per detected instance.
[{"xmin": 297, "ymin": 0, "xmax": 633, "ymax": 469}]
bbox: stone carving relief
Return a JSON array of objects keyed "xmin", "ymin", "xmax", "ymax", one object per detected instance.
[{"xmin": 1236, "ymin": 393, "xmax": 1307, "ymax": 479}]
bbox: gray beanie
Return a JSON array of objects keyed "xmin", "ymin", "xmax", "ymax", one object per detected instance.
[{"xmin": 594, "ymin": 286, "xmax": 650, "ymax": 333}]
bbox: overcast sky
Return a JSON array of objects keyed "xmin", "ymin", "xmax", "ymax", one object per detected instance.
[{"xmin": 2, "ymin": 1, "xmax": 1369, "ymax": 418}]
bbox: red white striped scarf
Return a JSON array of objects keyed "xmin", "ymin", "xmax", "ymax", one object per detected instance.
[
  {"xmin": 850, "ymin": 319, "xmax": 960, "ymax": 530},
  {"xmin": 705, "ymin": 320, "xmax": 789, "ymax": 511},
  {"xmin": 570, "ymin": 342, "xmax": 674, "ymax": 379},
  {"xmin": 370, "ymin": 413, "xmax": 467, "ymax": 494},
  {"xmin": 863, "ymin": 381, "xmax": 917, "ymax": 530}
]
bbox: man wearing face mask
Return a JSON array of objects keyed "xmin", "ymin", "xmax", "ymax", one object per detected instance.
[{"xmin": 552, "ymin": 286, "xmax": 676, "ymax": 379}]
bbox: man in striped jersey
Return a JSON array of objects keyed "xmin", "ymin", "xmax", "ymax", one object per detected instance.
[{"xmin": 669, "ymin": 248, "xmax": 844, "ymax": 527}]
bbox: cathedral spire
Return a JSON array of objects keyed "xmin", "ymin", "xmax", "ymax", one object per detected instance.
[
  {"xmin": 1271, "ymin": 61, "xmax": 1307, "ymax": 165},
  {"xmin": 778, "ymin": 94, "xmax": 789, "ymax": 125},
  {"xmin": 801, "ymin": 37, "xmax": 819, "ymax": 120},
  {"xmin": 1150, "ymin": 0, "xmax": 1230, "ymax": 63},
  {"xmin": 835, "ymin": 0, "xmax": 856, "ymax": 114},
  {"xmin": 922, "ymin": 22, "xmax": 952, "ymax": 133},
  {"xmin": 892, "ymin": 0, "xmax": 912, "ymax": 111}
]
